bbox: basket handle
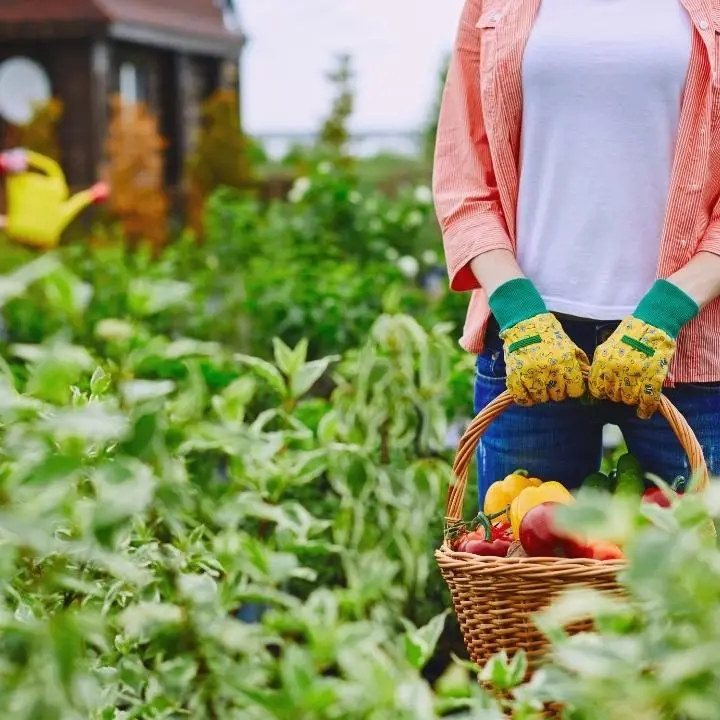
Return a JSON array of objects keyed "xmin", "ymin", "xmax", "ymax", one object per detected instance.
[{"xmin": 445, "ymin": 371, "xmax": 709, "ymax": 526}]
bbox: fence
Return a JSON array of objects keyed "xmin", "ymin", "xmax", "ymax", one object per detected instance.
[{"xmin": 253, "ymin": 129, "xmax": 423, "ymax": 160}]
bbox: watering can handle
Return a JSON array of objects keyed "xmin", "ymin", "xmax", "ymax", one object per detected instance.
[
  {"xmin": 0, "ymin": 149, "xmax": 65, "ymax": 184},
  {"xmin": 23, "ymin": 150, "xmax": 65, "ymax": 183},
  {"xmin": 0, "ymin": 149, "xmax": 28, "ymax": 174}
]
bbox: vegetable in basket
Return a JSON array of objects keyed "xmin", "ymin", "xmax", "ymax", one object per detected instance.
[
  {"xmin": 582, "ymin": 471, "xmax": 613, "ymax": 493},
  {"xmin": 642, "ymin": 476, "xmax": 685, "ymax": 507},
  {"xmin": 509, "ymin": 481, "xmax": 573, "ymax": 539},
  {"xmin": 483, "ymin": 469, "xmax": 542, "ymax": 521},
  {"xmin": 454, "ymin": 517, "xmax": 513, "ymax": 557},
  {"xmin": 519, "ymin": 502, "xmax": 624, "ymax": 560},
  {"xmin": 615, "ymin": 453, "xmax": 645, "ymax": 497}
]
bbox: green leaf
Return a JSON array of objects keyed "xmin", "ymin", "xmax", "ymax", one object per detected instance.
[
  {"xmin": 90, "ymin": 366, "xmax": 112, "ymax": 396},
  {"xmin": 49, "ymin": 613, "xmax": 84, "ymax": 692},
  {"xmin": 290, "ymin": 355, "xmax": 340, "ymax": 398},
  {"xmin": 121, "ymin": 379, "xmax": 176, "ymax": 404},
  {"xmin": 480, "ymin": 651, "xmax": 513, "ymax": 690},
  {"xmin": 272, "ymin": 337, "xmax": 298, "ymax": 376},
  {"xmin": 400, "ymin": 611, "xmax": 448, "ymax": 670},
  {"xmin": 234, "ymin": 353, "xmax": 286, "ymax": 395},
  {"xmin": 120, "ymin": 603, "xmax": 184, "ymax": 639},
  {"xmin": 43, "ymin": 405, "xmax": 130, "ymax": 445},
  {"xmin": 127, "ymin": 278, "xmax": 192, "ymax": 316},
  {"xmin": 20, "ymin": 454, "xmax": 82, "ymax": 487}
]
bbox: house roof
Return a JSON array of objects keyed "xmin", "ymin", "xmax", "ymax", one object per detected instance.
[{"xmin": 0, "ymin": 0, "xmax": 243, "ymax": 50}]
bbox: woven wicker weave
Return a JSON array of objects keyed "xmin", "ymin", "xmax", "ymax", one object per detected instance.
[{"xmin": 436, "ymin": 386, "xmax": 708, "ymax": 671}]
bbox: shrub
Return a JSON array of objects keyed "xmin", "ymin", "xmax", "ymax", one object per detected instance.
[
  {"xmin": 104, "ymin": 96, "xmax": 169, "ymax": 251},
  {"xmin": 3, "ymin": 97, "xmax": 64, "ymax": 161},
  {"xmin": 0, "ymin": 258, "xmax": 488, "ymax": 717},
  {"xmin": 185, "ymin": 89, "xmax": 254, "ymax": 238}
]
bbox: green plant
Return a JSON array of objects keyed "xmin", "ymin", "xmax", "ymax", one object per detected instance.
[
  {"xmin": 0, "ymin": 257, "xmax": 498, "ymax": 717},
  {"xmin": 317, "ymin": 54, "xmax": 355, "ymax": 163},
  {"xmin": 185, "ymin": 89, "xmax": 255, "ymax": 237}
]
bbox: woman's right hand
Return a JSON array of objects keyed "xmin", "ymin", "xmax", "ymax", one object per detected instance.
[
  {"xmin": 481, "ymin": 272, "xmax": 588, "ymax": 405},
  {"xmin": 500, "ymin": 312, "xmax": 588, "ymax": 405}
]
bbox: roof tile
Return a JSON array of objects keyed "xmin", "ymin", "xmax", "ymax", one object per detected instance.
[{"xmin": 0, "ymin": 0, "xmax": 241, "ymax": 42}]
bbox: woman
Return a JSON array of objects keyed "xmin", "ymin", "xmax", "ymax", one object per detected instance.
[{"xmin": 433, "ymin": 0, "xmax": 720, "ymax": 501}]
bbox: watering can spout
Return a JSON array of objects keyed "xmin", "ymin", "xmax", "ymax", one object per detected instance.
[{"xmin": 58, "ymin": 182, "xmax": 110, "ymax": 235}]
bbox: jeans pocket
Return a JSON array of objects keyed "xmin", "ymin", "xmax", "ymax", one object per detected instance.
[{"xmin": 476, "ymin": 347, "xmax": 507, "ymax": 382}]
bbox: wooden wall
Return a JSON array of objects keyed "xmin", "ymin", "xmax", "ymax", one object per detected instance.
[
  {"xmin": 0, "ymin": 37, "xmax": 240, "ymax": 191},
  {"xmin": 0, "ymin": 39, "xmax": 93, "ymax": 186}
]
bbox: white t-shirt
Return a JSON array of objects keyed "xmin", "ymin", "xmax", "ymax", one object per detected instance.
[{"xmin": 515, "ymin": 0, "xmax": 692, "ymax": 319}]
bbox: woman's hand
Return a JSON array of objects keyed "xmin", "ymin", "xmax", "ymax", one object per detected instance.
[
  {"xmin": 589, "ymin": 280, "xmax": 699, "ymax": 418},
  {"xmin": 501, "ymin": 313, "xmax": 588, "ymax": 404},
  {"xmin": 488, "ymin": 277, "xmax": 588, "ymax": 405}
]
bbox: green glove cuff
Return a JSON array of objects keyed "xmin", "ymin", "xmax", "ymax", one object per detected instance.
[
  {"xmin": 488, "ymin": 278, "xmax": 548, "ymax": 332},
  {"xmin": 633, "ymin": 279, "xmax": 699, "ymax": 339}
]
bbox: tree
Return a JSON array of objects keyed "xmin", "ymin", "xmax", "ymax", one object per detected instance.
[
  {"xmin": 318, "ymin": 54, "xmax": 355, "ymax": 161},
  {"xmin": 423, "ymin": 53, "xmax": 450, "ymax": 163}
]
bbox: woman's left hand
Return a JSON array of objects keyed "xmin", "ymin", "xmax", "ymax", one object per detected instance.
[
  {"xmin": 589, "ymin": 279, "xmax": 698, "ymax": 419},
  {"xmin": 588, "ymin": 316, "xmax": 675, "ymax": 419}
]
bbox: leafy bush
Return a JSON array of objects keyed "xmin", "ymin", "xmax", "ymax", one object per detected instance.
[
  {"xmin": 1, "ymin": 187, "xmax": 720, "ymax": 717},
  {"xmin": 476, "ymin": 490, "xmax": 720, "ymax": 719},
  {"xmin": 185, "ymin": 89, "xmax": 255, "ymax": 237},
  {"xmin": 104, "ymin": 96, "xmax": 169, "ymax": 251},
  {"xmin": 0, "ymin": 256, "xmax": 504, "ymax": 717}
]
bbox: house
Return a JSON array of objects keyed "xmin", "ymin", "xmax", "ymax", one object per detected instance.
[{"xmin": 0, "ymin": 0, "xmax": 245, "ymax": 188}]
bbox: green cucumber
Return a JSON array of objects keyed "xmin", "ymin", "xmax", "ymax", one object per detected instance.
[
  {"xmin": 615, "ymin": 453, "xmax": 645, "ymax": 497},
  {"xmin": 582, "ymin": 471, "xmax": 612, "ymax": 493}
]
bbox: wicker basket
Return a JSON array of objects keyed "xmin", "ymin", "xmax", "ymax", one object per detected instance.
[{"xmin": 435, "ymin": 388, "xmax": 709, "ymax": 671}]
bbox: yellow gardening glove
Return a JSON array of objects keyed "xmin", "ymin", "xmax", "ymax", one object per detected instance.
[
  {"xmin": 502, "ymin": 313, "xmax": 589, "ymax": 404},
  {"xmin": 489, "ymin": 279, "xmax": 589, "ymax": 406},
  {"xmin": 589, "ymin": 280, "xmax": 699, "ymax": 419}
]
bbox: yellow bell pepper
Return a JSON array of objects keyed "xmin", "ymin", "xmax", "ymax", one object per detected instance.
[
  {"xmin": 509, "ymin": 481, "xmax": 574, "ymax": 539},
  {"xmin": 483, "ymin": 470, "xmax": 543, "ymax": 521}
]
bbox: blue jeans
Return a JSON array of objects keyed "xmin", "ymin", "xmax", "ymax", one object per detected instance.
[{"xmin": 474, "ymin": 315, "xmax": 720, "ymax": 502}]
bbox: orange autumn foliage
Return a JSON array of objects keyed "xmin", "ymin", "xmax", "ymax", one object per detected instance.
[
  {"xmin": 3, "ymin": 98, "xmax": 64, "ymax": 161},
  {"xmin": 104, "ymin": 96, "xmax": 168, "ymax": 250}
]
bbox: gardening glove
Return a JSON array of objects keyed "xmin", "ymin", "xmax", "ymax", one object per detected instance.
[
  {"xmin": 489, "ymin": 278, "xmax": 589, "ymax": 405},
  {"xmin": 589, "ymin": 279, "xmax": 699, "ymax": 419}
]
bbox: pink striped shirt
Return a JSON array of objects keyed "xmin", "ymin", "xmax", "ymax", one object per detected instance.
[{"xmin": 433, "ymin": 0, "xmax": 720, "ymax": 382}]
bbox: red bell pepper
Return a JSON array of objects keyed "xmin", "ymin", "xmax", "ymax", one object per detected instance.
[{"xmin": 642, "ymin": 477, "xmax": 685, "ymax": 508}]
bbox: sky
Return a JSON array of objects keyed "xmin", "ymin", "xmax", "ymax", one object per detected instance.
[{"xmin": 239, "ymin": 0, "xmax": 465, "ymax": 135}]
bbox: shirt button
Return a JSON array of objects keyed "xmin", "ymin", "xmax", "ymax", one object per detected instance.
[
  {"xmin": 681, "ymin": 239, "xmax": 688, "ymax": 247},
  {"xmin": 700, "ymin": 19, "xmax": 710, "ymax": 30}
]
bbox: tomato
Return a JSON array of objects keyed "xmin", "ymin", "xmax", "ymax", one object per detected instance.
[
  {"xmin": 491, "ymin": 521, "xmax": 512, "ymax": 540},
  {"xmin": 582, "ymin": 541, "xmax": 624, "ymax": 561},
  {"xmin": 455, "ymin": 530, "xmax": 511, "ymax": 557},
  {"xmin": 518, "ymin": 502, "xmax": 577, "ymax": 557}
]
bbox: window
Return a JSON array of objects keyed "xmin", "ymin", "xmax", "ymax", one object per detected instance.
[
  {"xmin": 0, "ymin": 57, "xmax": 51, "ymax": 125},
  {"xmin": 118, "ymin": 61, "xmax": 148, "ymax": 105}
]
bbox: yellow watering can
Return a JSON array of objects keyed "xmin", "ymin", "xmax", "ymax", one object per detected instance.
[{"xmin": 0, "ymin": 148, "xmax": 109, "ymax": 249}]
